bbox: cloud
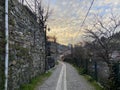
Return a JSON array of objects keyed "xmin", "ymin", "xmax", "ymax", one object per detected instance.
[{"xmin": 43, "ymin": 0, "xmax": 120, "ymax": 45}]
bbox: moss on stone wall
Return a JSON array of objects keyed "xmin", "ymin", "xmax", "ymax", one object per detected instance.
[
  {"xmin": 9, "ymin": 19, "xmax": 15, "ymax": 26},
  {"xmin": 15, "ymin": 46, "xmax": 29, "ymax": 57},
  {"xmin": 8, "ymin": 0, "xmax": 46, "ymax": 89}
]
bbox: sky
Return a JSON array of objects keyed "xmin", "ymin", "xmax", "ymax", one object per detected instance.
[{"xmin": 24, "ymin": 0, "xmax": 120, "ymax": 45}]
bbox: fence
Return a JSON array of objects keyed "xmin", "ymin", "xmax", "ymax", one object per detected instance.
[{"xmin": 75, "ymin": 58, "xmax": 120, "ymax": 88}]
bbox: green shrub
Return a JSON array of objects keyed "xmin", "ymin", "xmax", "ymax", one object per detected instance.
[
  {"xmin": 20, "ymin": 71, "xmax": 52, "ymax": 90},
  {"xmin": 76, "ymin": 67, "xmax": 104, "ymax": 90}
]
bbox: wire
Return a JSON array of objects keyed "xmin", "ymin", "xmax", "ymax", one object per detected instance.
[
  {"xmin": 81, "ymin": 0, "xmax": 94, "ymax": 27},
  {"xmin": 73, "ymin": 0, "xmax": 94, "ymax": 43}
]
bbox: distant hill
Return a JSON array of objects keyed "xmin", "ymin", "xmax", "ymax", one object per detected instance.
[{"xmin": 49, "ymin": 41, "xmax": 69, "ymax": 54}]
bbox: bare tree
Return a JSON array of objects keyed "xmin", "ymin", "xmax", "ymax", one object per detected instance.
[
  {"xmin": 73, "ymin": 44, "xmax": 86, "ymax": 67},
  {"xmin": 85, "ymin": 13, "xmax": 120, "ymax": 89},
  {"xmin": 37, "ymin": 1, "xmax": 52, "ymax": 26}
]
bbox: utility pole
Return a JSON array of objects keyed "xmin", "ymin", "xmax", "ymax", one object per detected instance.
[
  {"xmin": 5, "ymin": 0, "xmax": 9, "ymax": 90},
  {"xmin": 44, "ymin": 26, "xmax": 50, "ymax": 71},
  {"xmin": 71, "ymin": 37, "xmax": 74, "ymax": 58},
  {"xmin": 44, "ymin": 25, "xmax": 47, "ymax": 71}
]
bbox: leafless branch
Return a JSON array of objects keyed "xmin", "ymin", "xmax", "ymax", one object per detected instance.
[{"xmin": 85, "ymin": 13, "xmax": 120, "ymax": 64}]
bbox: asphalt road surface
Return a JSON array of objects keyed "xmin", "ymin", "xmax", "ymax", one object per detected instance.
[{"xmin": 36, "ymin": 61, "xmax": 95, "ymax": 90}]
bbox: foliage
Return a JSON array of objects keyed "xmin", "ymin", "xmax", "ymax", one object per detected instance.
[
  {"xmin": 72, "ymin": 62, "xmax": 104, "ymax": 90},
  {"xmin": 65, "ymin": 58, "xmax": 104, "ymax": 90},
  {"xmin": 73, "ymin": 65, "xmax": 86, "ymax": 75},
  {"xmin": 106, "ymin": 62, "xmax": 120, "ymax": 90},
  {"xmin": 14, "ymin": 45, "xmax": 29, "ymax": 57},
  {"xmin": 84, "ymin": 75, "xmax": 104, "ymax": 90},
  {"xmin": 55, "ymin": 61, "xmax": 59, "ymax": 65},
  {"xmin": 84, "ymin": 13, "xmax": 120, "ymax": 89},
  {"xmin": 9, "ymin": 19, "xmax": 15, "ymax": 26},
  {"xmin": 64, "ymin": 55, "xmax": 76, "ymax": 65},
  {"xmin": 20, "ymin": 71, "xmax": 52, "ymax": 90}
]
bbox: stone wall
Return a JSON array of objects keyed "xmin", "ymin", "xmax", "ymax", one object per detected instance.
[
  {"xmin": 8, "ymin": 0, "xmax": 46, "ymax": 89},
  {"xmin": 0, "ymin": 0, "xmax": 5, "ymax": 90}
]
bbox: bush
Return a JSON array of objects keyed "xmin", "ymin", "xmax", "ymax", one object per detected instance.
[{"xmin": 20, "ymin": 71, "xmax": 52, "ymax": 90}]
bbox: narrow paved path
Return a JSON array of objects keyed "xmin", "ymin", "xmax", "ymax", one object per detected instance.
[{"xmin": 36, "ymin": 61, "xmax": 95, "ymax": 90}]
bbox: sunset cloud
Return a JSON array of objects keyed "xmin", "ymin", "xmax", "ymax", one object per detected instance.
[{"xmin": 42, "ymin": 0, "xmax": 120, "ymax": 45}]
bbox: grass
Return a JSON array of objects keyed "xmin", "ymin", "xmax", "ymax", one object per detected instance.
[
  {"xmin": 73, "ymin": 65, "xmax": 86, "ymax": 75},
  {"xmin": 83, "ymin": 75, "xmax": 104, "ymax": 90},
  {"xmin": 20, "ymin": 71, "xmax": 52, "ymax": 90},
  {"xmin": 72, "ymin": 64, "xmax": 104, "ymax": 90},
  {"xmin": 55, "ymin": 61, "xmax": 59, "ymax": 65}
]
